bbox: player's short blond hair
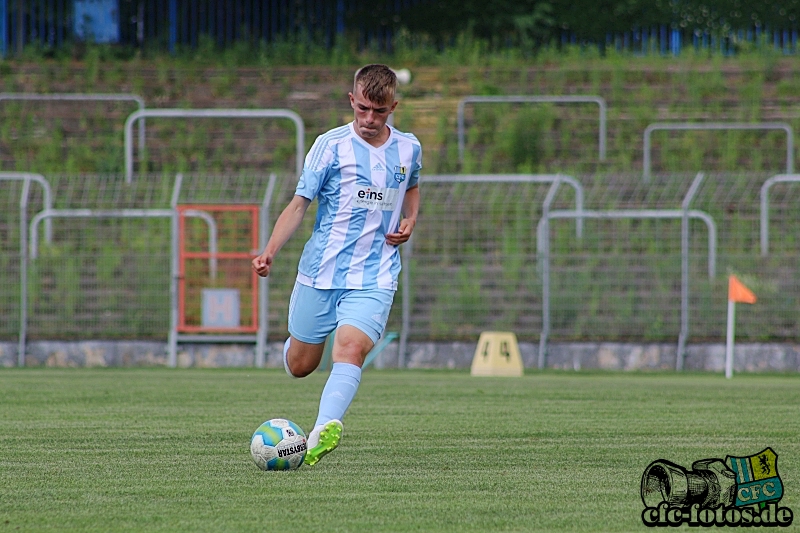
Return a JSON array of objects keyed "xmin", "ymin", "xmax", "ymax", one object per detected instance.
[{"xmin": 353, "ymin": 64, "xmax": 397, "ymax": 105}]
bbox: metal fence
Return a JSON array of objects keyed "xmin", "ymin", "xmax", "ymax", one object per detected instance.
[
  {"xmin": 2, "ymin": 1, "xmax": 799, "ymax": 58},
  {"xmin": 535, "ymin": 172, "xmax": 719, "ymax": 370},
  {"xmin": 402, "ymin": 171, "xmax": 799, "ymax": 347},
  {"xmin": 123, "ymin": 108, "xmax": 305, "ymax": 183},
  {"xmin": 0, "ymin": 97, "xmax": 303, "ymax": 176},
  {"xmin": 2, "ymin": 171, "xmax": 800, "ymax": 365},
  {"xmin": 1, "ymin": 172, "xmax": 285, "ymax": 365},
  {"xmin": 2, "ymin": 87, "xmax": 796, "ymax": 180},
  {"xmin": 0, "ymin": 93, "xmax": 147, "ymax": 157},
  {"xmin": 643, "ymin": 122, "xmax": 795, "ymax": 181},
  {"xmin": 0, "ymin": 96, "xmax": 147, "ymax": 173},
  {"xmin": 1, "ymin": 0, "xmax": 397, "ymax": 55}
]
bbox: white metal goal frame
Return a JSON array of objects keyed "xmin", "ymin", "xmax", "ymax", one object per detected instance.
[
  {"xmin": 399, "ymin": 173, "xmax": 585, "ymax": 367},
  {"xmin": 536, "ymin": 174, "xmax": 717, "ymax": 371},
  {"xmin": 2, "ymin": 173, "xmax": 52, "ymax": 366},
  {"xmin": 643, "ymin": 122, "xmax": 794, "ymax": 181},
  {"xmin": 760, "ymin": 174, "xmax": 800, "ymax": 257},
  {"xmin": 19, "ymin": 173, "xmax": 278, "ymax": 368},
  {"xmin": 0, "ymin": 92, "xmax": 147, "ymax": 158},
  {"xmin": 124, "ymin": 108, "xmax": 304, "ymax": 183}
]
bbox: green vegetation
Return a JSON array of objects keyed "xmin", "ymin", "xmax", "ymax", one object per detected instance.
[
  {"xmin": 1, "ymin": 49, "xmax": 799, "ymax": 342},
  {"xmin": 2, "ymin": 46, "xmax": 798, "ymax": 176},
  {"xmin": 1, "ymin": 369, "xmax": 798, "ymax": 532}
]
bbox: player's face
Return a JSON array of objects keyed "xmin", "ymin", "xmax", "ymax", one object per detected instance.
[{"xmin": 349, "ymin": 85, "xmax": 396, "ymax": 142}]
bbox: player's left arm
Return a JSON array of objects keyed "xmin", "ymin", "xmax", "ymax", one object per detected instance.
[{"xmin": 385, "ymin": 184, "xmax": 419, "ymax": 246}]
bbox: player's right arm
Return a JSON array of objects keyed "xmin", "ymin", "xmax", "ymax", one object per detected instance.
[{"xmin": 251, "ymin": 195, "xmax": 312, "ymax": 277}]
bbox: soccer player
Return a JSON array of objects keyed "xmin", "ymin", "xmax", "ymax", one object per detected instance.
[{"xmin": 251, "ymin": 64, "xmax": 422, "ymax": 466}]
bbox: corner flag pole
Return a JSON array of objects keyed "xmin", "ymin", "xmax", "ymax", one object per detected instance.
[
  {"xmin": 725, "ymin": 298, "xmax": 736, "ymax": 379},
  {"xmin": 725, "ymin": 275, "xmax": 757, "ymax": 379}
]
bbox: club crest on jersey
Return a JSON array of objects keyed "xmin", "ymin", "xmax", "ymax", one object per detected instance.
[{"xmin": 393, "ymin": 166, "xmax": 407, "ymax": 183}]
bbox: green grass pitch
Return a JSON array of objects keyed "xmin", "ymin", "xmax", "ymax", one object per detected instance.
[{"xmin": 1, "ymin": 368, "xmax": 798, "ymax": 532}]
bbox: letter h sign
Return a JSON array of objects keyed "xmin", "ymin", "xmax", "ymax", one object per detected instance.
[{"xmin": 177, "ymin": 205, "xmax": 260, "ymax": 333}]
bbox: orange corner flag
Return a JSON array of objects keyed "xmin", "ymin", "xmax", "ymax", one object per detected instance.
[{"xmin": 729, "ymin": 275, "xmax": 756, "ymax": 304}]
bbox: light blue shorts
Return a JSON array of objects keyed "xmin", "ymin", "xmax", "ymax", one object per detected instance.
[{"xmin": 287, "ymin": 281, "xmax": 395, "ymax": 344}]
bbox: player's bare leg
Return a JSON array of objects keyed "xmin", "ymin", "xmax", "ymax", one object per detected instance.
[
  {"xmin": 283, "ymin": 336, "xmax": 325, "ymax": 378},
  {"xmin": 330, "ymin": 325, "xmax": 374, "ymax": 367}
]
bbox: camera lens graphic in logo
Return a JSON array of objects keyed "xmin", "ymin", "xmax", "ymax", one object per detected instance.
[{"xmin": 641, "ymin": 458, "xmax": 737, "ymax": 509}]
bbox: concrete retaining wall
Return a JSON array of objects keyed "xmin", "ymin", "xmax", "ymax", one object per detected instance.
[{"xmin": 2, "ymin": 340, "xmax": 799, "ymax": 372}]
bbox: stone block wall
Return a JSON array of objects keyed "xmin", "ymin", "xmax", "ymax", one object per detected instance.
[{"xmin": 2, "ymin": 340, "xmax": 799, "ymax": 373}]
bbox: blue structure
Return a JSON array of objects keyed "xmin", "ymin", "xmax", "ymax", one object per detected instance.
[
  {"xmin": 0, "ymin": 0, "xmax": 6, "ymax": 58},
  {"xmin": 0, "ymin": 0, "xmax": 796, "ymax": 58},
  {"xmin": 74, "ymin": 0, "xmax": 119, "ymax": 43}
]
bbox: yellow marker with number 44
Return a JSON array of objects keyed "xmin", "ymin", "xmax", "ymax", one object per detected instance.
[{"xmin": 470, "ymin": 331, "xmax": 524, "ymax": 377}]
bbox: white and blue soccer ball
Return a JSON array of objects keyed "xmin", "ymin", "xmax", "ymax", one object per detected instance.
[{"xmin": 250, "ymin": 418, "xmax": 307, "ymax": 471}]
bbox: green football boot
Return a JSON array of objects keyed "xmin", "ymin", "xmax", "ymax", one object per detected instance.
[{"xmin": 304, "ymin": 419, "xmax": 343, "ymax": 466}]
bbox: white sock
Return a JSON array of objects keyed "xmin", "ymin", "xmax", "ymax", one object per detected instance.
[
  {"xmin": 314, "ymin": 362, "xmax": 361, "ymax": 427},
  {"xmin": 282, "ymin": 338, "xmax": 297, "ymax": 378}
]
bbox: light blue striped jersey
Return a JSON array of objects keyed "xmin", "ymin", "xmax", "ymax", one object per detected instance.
[{"xmin": 295, "ymin": 121, "xmax": 422, "ymax": 290}]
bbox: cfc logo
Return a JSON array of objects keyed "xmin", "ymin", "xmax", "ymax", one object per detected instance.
[
  {"xmin": 640, "ymin": 448, "xmax": 793, "ymax": 528},
  {"xmin": 393, "ymin": 165, "xmax": 407, "ymax": 183}
]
